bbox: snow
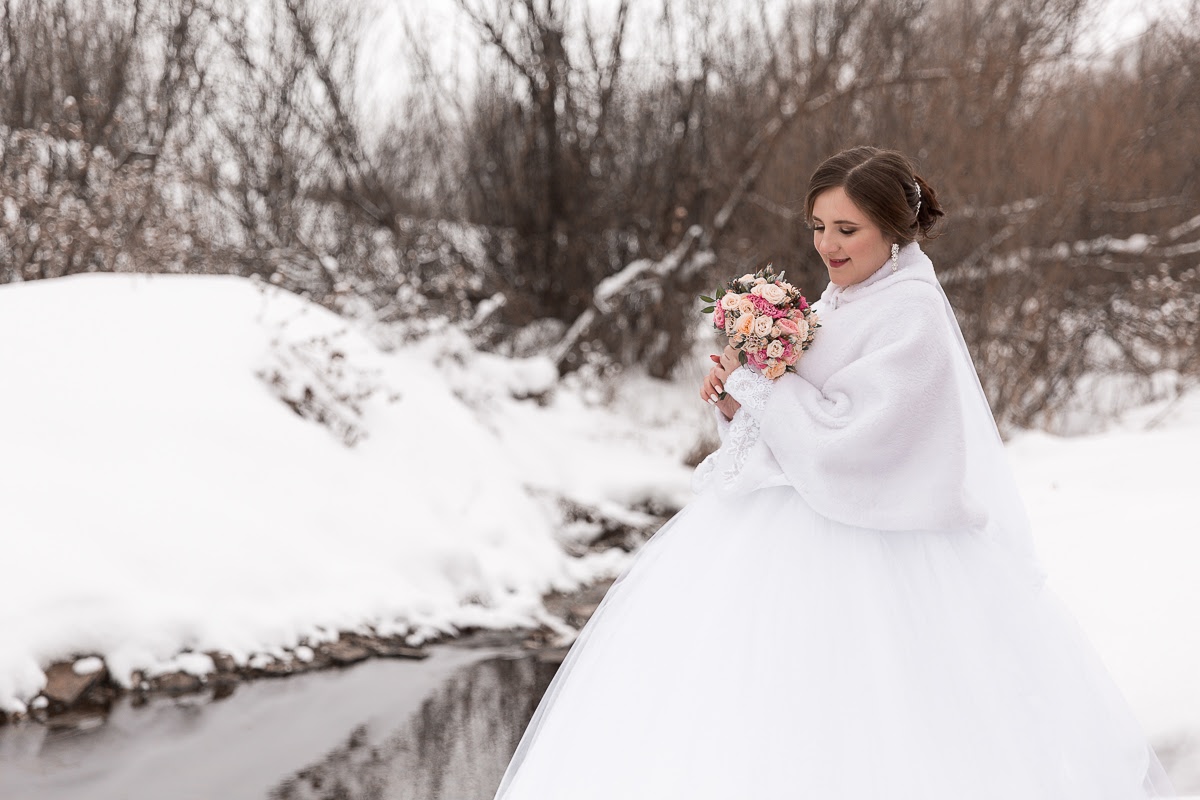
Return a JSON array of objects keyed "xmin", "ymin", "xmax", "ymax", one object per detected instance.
[
  {"xmin": 0, "ymin": 272, "xmax": 1195, "ymax": 775},
  {"xmin": 0, "ymin": 273, "xmax": 696, "ymax": 715},
  {"xmin": 71, "ymin": 657, "xmax": 105, "ymax": 676},
  {"xmin": 1009, "ymin": 390, "xmax": 1200, "ymax": 749}
]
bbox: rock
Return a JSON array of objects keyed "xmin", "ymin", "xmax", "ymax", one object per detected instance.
[
  {"xmin": 324, "ymin": 640, "xmax": 371, "ymax": 666},
  {"xmin": 152, "ymin": 671, "xmax": 203, "ymax": 695},
  {"xmin": 567, "ymin": 603, "xmax": 600, "ymax": 625},
  {"xmin": 210, "ymin": 675, "xmax": 238, "ymax": 701},
  {"xmin": 369, "ymin": 640, "xmax": 429, "ymax": 660},
  {"xmin": 207, "ymin": 652, "xmax": 238, "ymax": 674},
  {"xmin": 45, "ymin": 709, "xmax": 106, "ymax": 732},
  {"xmin": 254, "ymin": 660, "xmax": 294, "ymax": 678},
  {"xmin": 43, "ymin": 661, "xmax": 108, "ymax": 706},
  {"xmin": 536, "ymin": 647, "xmax": 570, "ymax": 665}
]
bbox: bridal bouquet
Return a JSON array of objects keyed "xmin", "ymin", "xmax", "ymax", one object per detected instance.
[{"xmin": 700, "ymin": 265, "xmax": 819, "ymax": 380}]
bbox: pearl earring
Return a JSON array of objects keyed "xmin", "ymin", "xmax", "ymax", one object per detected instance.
[{"xmin": 891, "ymin": 242, "xmax": 899, "ymax": 272}]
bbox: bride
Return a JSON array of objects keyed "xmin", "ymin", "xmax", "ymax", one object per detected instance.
[{"xmin": 492, "ymin": 146, "xmax": 1176, "ymax": 799}]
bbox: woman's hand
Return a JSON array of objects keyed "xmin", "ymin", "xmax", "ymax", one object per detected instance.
[
  {"xmin": 700, "ymin": 348, "xmax": 742, "ymax": 421},
  {"xmin": 719, "ymin": 345, "xmax": 741, "ymax": 376}
]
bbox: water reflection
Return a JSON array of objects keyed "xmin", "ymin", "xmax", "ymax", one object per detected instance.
[{"xmin": 271, "ymin": 654, "xmax": 559, "ymax": 800}]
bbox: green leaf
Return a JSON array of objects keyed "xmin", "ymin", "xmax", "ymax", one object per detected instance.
[
  {"xmin": 738, "ymin": 350, "xmax": 748, "ymax": 365},
  {"xmin": 699, "ymin": 295, "xmax": 714, "ymax": 303},
  {"xmin": 716, "ymin": 287, "xmax": 725, "ymax": 298},
  {"xmin": 702, "ymin": 306, "xmax": 715, "ymax": 313}
]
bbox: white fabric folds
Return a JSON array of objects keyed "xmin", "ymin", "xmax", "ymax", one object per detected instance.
[{"xmin": 494, "ymin": 244, "xmax": 1176, "ymax": 799}]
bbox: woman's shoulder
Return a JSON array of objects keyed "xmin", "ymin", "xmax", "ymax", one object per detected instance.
[{"xmin": 856, "ymin": 277, "xmax": 954, "ymax": 355}]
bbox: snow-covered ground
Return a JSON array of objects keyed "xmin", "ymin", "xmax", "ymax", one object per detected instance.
[
  {"xmin": 1011, "ymin": 395, "xmax": 1200, "ymax": 781},
  {"xmin": 0, "ymin": 273, "xmax": 1196, "ymax": 786}
]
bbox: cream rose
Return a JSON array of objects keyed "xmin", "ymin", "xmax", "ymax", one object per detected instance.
[
  {"xmin": 749, "ymin": 283, "xmax": 766, "ymax": 296},
  {"xmin": 764, "ymin": 361, "xmax": 787, "ymax": 379},
  {"xmin": 737, "ymin": 298, "xmax": 755, "ymax": 315},
  {"xmin": 720, "ymin": 293, "xmax": 742, "ymax": 310},
  {"xmin": 759, "ymin": 283, "xmax": 787, "ymax": 304},
  {"xmin": 753, "ymin": 315, "xmax": 774, "ymax": 337},
  {"xmin": 795, "ymin": 317, "xmax": 810, "ymax": 339},
  {"xmin": 739, "ymin": 273, "xmax": 756, "ymax": 284},
  {"xmin": 766, "ymin": 340, "xmax": 784, "ymax": 358}
]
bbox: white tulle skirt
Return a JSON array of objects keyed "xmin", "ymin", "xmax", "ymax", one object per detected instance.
[{"xmin": 495, "ymin": 486, "xmax": 1175, "ymax": 799}]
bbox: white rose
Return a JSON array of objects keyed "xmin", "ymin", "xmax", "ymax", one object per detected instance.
[
  {"xmin": 753, "ymin": 315, "xmax": 774, "ymax": 337},
  {"xmin": 749, "ymin": 283, "xmax": 766, "ymax": 296},
  {"xmin": 739, "ymin": 273, "xmax": 756, "ymax": 284},
  {"xmin": 795, "ymin": 317, "xmax": 810, "ymax": 339},
  {"xmin": 720, "ymin": 293, "xmax": 742, "ymax": 310},
  {"xmin": 766, "ymin": 340, "xmax": 784, "ymax": 358},
  {"xmin": 760, "ymin": 283, "xmax": 787, "ymax": 304}
]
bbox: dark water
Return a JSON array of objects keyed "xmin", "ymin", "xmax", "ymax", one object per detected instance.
[
  {"xmin": 269, "ymin": 653, "xmax": 557, "ymax": 800},
  {"xmin": 0, "ymin": 644, "xmax": 557, "ymax": 800}
]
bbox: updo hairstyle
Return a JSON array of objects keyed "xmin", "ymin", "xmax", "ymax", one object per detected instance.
[{"xmin": 804, "ymin": 146, "xmax": 945, "ymax": 245}]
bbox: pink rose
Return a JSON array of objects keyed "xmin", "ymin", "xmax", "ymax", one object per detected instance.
[
  {"xmin": 749, "ymin": 294, "xmax": 787, "ymax": 318},
  {"xmin": 776, "ymin": 317, "xmax": 799, "ymax": 335},
  {"xmin": 714, "ymin": 305, "xmax": 726, "ymax": 329}
]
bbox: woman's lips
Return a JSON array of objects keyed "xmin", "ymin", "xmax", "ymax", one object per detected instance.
[{"xmin": 829, "ymin": 257, "xmax": 849, "ymax": 268}]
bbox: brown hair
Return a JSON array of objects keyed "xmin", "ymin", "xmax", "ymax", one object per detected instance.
[{"xmin": 804, "ymin": 146, "xmax": 945, "ymax": 244}]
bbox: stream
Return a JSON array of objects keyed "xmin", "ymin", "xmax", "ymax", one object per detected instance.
[{"xmin": 0, "ymin": 641, "xmax": 557, "ymax": 800}]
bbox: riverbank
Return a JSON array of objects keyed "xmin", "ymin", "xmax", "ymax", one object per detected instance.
[{"xmin": 0, "ymin": 575, "xmax": 619, "ymax": 730}]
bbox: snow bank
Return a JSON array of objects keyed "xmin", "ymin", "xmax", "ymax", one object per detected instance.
[
  {"xmin": 1010, "ymin": 391, "xmax": 1200, "ymax": 750},
  {"xmin": 0, "ymin": 274, "xmax": 696, "ymax": 714}
]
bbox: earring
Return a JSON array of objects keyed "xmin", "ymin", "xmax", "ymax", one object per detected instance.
[{"xmin": 891, "ymin": 242, "xmax": 899, "ymax": 272}]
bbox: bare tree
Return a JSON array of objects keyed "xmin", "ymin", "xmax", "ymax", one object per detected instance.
[{"xmin": 0, "ymin": 0, "xmax": 206, "ymax": 282}]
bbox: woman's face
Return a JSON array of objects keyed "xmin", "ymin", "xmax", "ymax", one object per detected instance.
[{"xmin": 811, "ymin": 186, "xmax": 893, "ymax": 287}]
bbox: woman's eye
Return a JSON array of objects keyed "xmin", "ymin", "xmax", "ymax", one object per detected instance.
[
  {"xmin": 839, "ymin": 228, "xmax": 856, "ymax": 236},
  {"xmin": 812, "ymin": 226, "xmax": 825, "ymax": 232}
]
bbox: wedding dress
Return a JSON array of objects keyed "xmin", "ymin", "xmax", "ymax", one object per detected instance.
[{"xmin": 494, "ymin": 243, "xmax": 1176, "ymax": 799}]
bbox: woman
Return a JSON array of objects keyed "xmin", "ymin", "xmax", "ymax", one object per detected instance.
[{"xmin": 493, "ymin": 146, "xmax": 1176, "ymax": 799}]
